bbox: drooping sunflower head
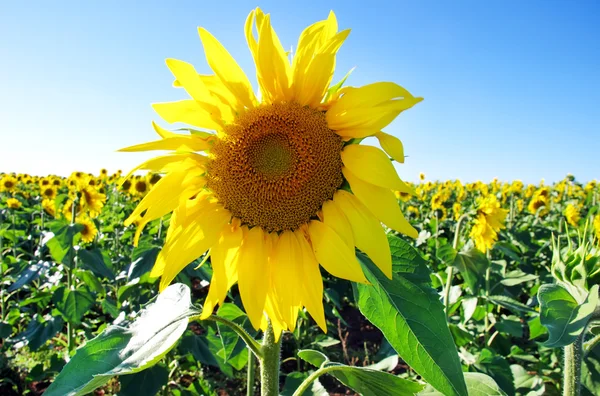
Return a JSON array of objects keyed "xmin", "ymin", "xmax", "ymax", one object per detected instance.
[
  {"xmin": 120, "ymin": 8, "xmax": 421, "ymax": 336},
  {"xmin": 42, "ymin": 199, "xmax": 56, "ymax": 217},
  {"xmin": 0, "ymin": 175, "xmax": 18, "ymax": 193},
  {"xmin": 564, "ymin": 203, "xmax": 581, "ymax": 227}
]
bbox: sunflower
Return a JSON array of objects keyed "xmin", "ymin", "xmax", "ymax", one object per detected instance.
[
  {"xmin": 51, "ymin": 177, "xmax": 63, "ymax": 188},
  {"xmin": 131, "ymin": 177, "xmax": 149, "ymax": 197},
  {"xmin": 528, "ymin": 192, "xmax": 549, "ymax": 216},
  {"xmin": 41, "ymin": 186, "xmax": 57, "ymax": 200},
  {"xmin": 419, "ymin": 172, "xmax": 425, "ymax": 181},
  {"xmin": 77, "ymin": 217, "xmax": 98, "ymax": 244},
  {"xmin": 6, "ymin": 197, "xmax": 21, "ymax": 209},
  {"xmin": 100, "ymin": 168, "xmax": 108, "ymax": 178},
  {"xmin": 469, "ymin": 194, "xmax": 508, "ymax": 252},
  {"xmin": 452, "ymin": 202, "xmax": 462, "ymax": 220},
  {"xmin": 121, "ymin": 8, "xmax": 421, "ymax": 336},
  {"xmin": 594, "ymin": 215, "xmax": 600, "ymax": 242},
  {"xmin": 80, "ymin": 186, "xmax": 106, "ymax": 218},
  {"xmin": 395, "ymin": 190, "xmax": 411, "ymax": 202},
  {"xmin": 42, "ymin": 199, "xmax": 56, "ymax": 217},
  {"xmin": 62, "ymin": 199, "xmax": 84, "ymax": 222},
  {"xmin": 0, "ymin": 175, "xmax": 18, "ymax": 193},
  {"xmin": 563, "ymin": 204, "xmax": 580, "ymax": 227}
]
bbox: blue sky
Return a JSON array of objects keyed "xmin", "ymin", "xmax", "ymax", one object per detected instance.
[{"xmin": 1, "ymin": 1, "xmax": 598, "ymax": 183}]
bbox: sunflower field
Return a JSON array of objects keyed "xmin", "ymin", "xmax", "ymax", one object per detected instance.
[
  {"xmin": 1, "ymin": 170, "xmax": 599, "ymax": 396},
  {"xmin": 2, "ymin": 6, "xmax": 600, "ymax": 396}
]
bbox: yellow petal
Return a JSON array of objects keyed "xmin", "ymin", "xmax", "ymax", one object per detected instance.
[
  {"xmin": 341, "ymin": 144, "xmax": 410, "ymax": 192},
  {"xmin": 120, "ymin": 153, "xmax": 205, "ymax": 184},
  {"xmin": 118, "ymin": 136, "xmax": 214, "ymax": 153},
  {"xmin": 198, "ymin": 28, "xmax": 257, "ymax": 111},
  {"xmin": 237, "ymin": 226, "xmax": 269, "ymax": 329},
  {"xmin": 375, "ymin": 131, "xmax": 404, "ymax": 163},
  {"xmin": 152, "ymin": 121, "xmax": 179, "ymax": 139},
  {"xmin": 254, "ymin": 14, "xmax": 292, "ymax": 103},
  {"xmin": 307, "ymin": 220, "xmax": 367, "ymax": 284},
  {"xmin": 202, "ymin": 223, "xmax": 243, "ymax": 319},
  {"xmin": 326, "ymin": 82, "xmax": 422, "ymax": 135},
  {"xmin": 157, "ymin": 201, "xmax": 231, "ymax": 291},
  {"xmin": 343, "ymin": 167, "xmax": 418, "ymax": 238},
  {"xmin": 295, "ymin": 230, "xmax": 326, "ymax": 331},
  {"xmin": 152, "ymin": 100, "xmax": 222, "ymax": 131},
  {"xmin": 321, "ymin": 200, "xmax": 354, "ymax": 249},
  {"xmin": 333, "ymin": 190, "xmax": 392, "ymax": 278},
  {"xmin": 272, "ymin": 231, "xmax": 302, "ymax": 331}
]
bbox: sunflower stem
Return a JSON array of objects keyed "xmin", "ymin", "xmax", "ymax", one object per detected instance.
[
  {"xmin": 246, "ymin": 347, "xmax": 256, "ymax": 396},
  {"xmin": 563, "ymin": 333, "xmax": 583, "ymax": 396},
  {"xmin": 260, "ymin": 320, "xmax": 281, "ymax": 396},
  {"xmin": 444, "ymin": 214, "xmax": 468, "ymax": 319}
]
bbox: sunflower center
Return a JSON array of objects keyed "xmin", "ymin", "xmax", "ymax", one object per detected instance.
[{"xmin": 207, "ymin": 102, "xmax": 344, "ymax": 232}]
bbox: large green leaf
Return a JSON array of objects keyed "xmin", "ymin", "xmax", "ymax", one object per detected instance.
[
  {"xmin": 118, "ymin": 364, "xmax": 169, "ymax": 396},
  {"xmin": 78, "ymin": 248, "xmax": 115, "ymax": 280},
  {"xmin": 128, "ymin": 245, "xmax": 160, "ymax": 282},
  {"xmin": 475, "ymin": 348, "xmax": 515, "ymax": 395},
  {"xmin": 7, "ymin": 260, "xmax": 51, "ymax": 292},
  {"xmin": 452, "ymin": 243, "xmax": 489, "ymax": 294},
  {"xmin": 419, "ymin": 372, "xmax": 507, "ymax": 396},
  {"xmin": 298, "ymin": 349, "xmax": 424, "ymax": 396},
  {"xmin": 44, "ymin": 283, "xmax": 196, "ymax": 396},
  {"xmin": 45, "ymin": 223, "xmax": 84, "ymax": 266},
  {"xmin": 10, "ymin": 315, "xmax": 64, "ymax": 351},
  {"xmin": 353, "ymin": 236, "xmax": 468, "ymax": 396},
  {"xmin": 53, "ymin": 287, "xmax": 96, "ymax": 326},
  {"xmin": 538, "ymin": 283, "xmax": 599, "ymax": 347}
]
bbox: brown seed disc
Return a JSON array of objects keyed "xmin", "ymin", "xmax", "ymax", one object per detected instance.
[{"xmin": 207, "ymin": 102, "xmax": 344, "ymax": 232}]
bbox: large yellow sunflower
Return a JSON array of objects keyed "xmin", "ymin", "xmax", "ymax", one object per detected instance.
[
  {"xmin": 121, "ymin": 8, "xmax": 421, "ymax": 336},
  {"xmin": 0, "ymin": 174, "xmax": 18, "ymax": 193}
]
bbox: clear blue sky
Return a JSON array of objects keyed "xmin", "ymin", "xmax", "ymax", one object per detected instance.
[{"xmin": 1, "ymin": 1, "xmax": 598, "ymax": 184}]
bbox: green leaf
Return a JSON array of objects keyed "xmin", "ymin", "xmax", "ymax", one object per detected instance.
[
  {"xmin": 353, "ymin": 236, "xmax": 468, "ymax": 396},
  {"xmin": 7, "ymin": 260, "xmax": 51, "ymax": 292},
  {"xmin": 419, "ymin": 372, "xmax": 507, "ymax": 396},
  {"xmin": 298, "ymin": 351, "xmax": 424, "ymax": 396},
  {"xmin": 46, "ymin": 223, "xmax": 84, "ymax": 266},
  {"xmin": 215, "ymin": 303, "xmax": 256, "ymax": 366},
  {"xmin": 118, "ymin": 364, "xmax": 169, "ymax": 396},
  {"xmin": 282, "ymin": 372, "xmax": 328, "ymax": 396},
  {"xmin": 475, "ymin": 348, "xmax": 515, "ymax": 395},
  {"xmin": 452, "ymin": 243, "xmax": 489, "ymax": 293},
  {"xmin": 539, "ymin": 283, "xmax": 599, "ymax": 347},
  {"xmin": 330, "ymin": 364, "xmax": 425, "ymax": 396},
  {"xmin": 0, "ymin": 321, "xmax": 12, "ymax": 338},
  {"xmin": 78, "ymin": 249, "xmax": 115, "ymax": 280},
  {"xmin": 298, "ymin": 349, "xmax": 329, "ymax": 367},
  {"xmin": 527, "ymin": 316, "xmax": 548, "ymax": 340},
  {"xmin": 53, "ymin": 287, "xmax": 96, "ymax": 326},
  {"xmin": 487, "ymin": 295, "xmax": 537, "ymax": 314},
  {"xmin": 128, "ymin": 246, "xmax": 159, "ymax": 282},
  {"xmin": 44, "ymin": 283, "xmax": 196, "ymax": 396},
  {"xmin": 10, "ymin": 315, "xmax": 64, "ymax": 351},
  {"xmin": 76, "ymin": 270, "xmax": 104, "ymax": 295},
  {"xmin": 500, "ymin": 270, "xmax": 538, "ymax": 287}
]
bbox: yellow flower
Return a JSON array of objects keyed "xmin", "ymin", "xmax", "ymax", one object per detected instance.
[
  {"xmin": 130, "ymin": 177, "xmax": 150, "ymax": 197},
  {"xmin": 528, "ymin": 191, "xmax": 549, "ymax": 216},
  {"xmin": 395, "ymin": 190, "xmax": 411, "ymax": 202},
  {"xmin": 42, "ymin": 199, "xmax": 56, "ymax": 217},
  {"xmin": 419, "ymin": 173, "xmax": 425, "ymax": 181},
  {"xmin": 40, "ymin": 186, "xmax": 57, "ymax": 200},
  {"xmin": 452, "ymin": 202, "xmax": 462, "ymax": 220},
  {"xmin": 469, "ymin": 194, "xmax": 507, "ymax": 252},
  {"xmin": 77, "ymin": 217, "xmax": 98, "ymax": 244},
  {"xmin": 407, "ymin": 205, "xmax": 419, "ymax": 217},
  {"xmin": 79, "ymin": 186, "xmax": 106, "ymax": 218},
  {"xmin": 100, "ymin": 168, "xmax": 108, "ymax": 179},
  {"xmin": 121, "ymin": 8, "xmax": 421, "ymax": 336},
  {"xmin": 516, "ymin": 199, "xmax": 524, "ymax": 213},
  {"xmin": 594, "ymin": 215, "xmax": 600, "ymax": 241},
  {"xmin": 0, "ymin": 175, "xmax": 18, "ymax": 193},
  {"xmin": 62, "ymin": 199, "xmax": 84, "ymax": 222},
  {"xmin": 6, "ymin": 198, "xmax": 21, "ymax": 209},
  {"xmin": 563, "ymin": 204, "xmax": 580, "ymax": 227}
]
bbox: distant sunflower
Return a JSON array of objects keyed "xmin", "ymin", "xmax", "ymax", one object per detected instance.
[
  {"xmin": 131, "ymin": 178, "xmax": 149, "ymax": 196},
  {"xmin": 452, "ymin": 202, "xmax": 462, "ymax": 220},
  {"xmin": 120, "ymin": 178, "xmax": 132, "ymax": 192},
  {"xmin": 52, "ymin": 177, "xmax": 62, "ymax": 187},
  {"xmin": 6, "ymin": 197, "xmax": 21, "ymax": 209},
  {"xmin": 470, "ymin": 194, "xmax": 508, "ymax": 252},
  {"xmin": 528, "ymin": 191, "xmax": 549, "ymax": 216},
  {"xmin": 0, "ymin": 175, "xmax": 18, "ymax": 193},
  {"xmin": 81, "ymin": 186, "xmax": 106, "ymax": 218},
  {"xmin": 563, "ymin": 204, "xmax": 580, "ymax": 227},
  {"xmin": 42, "ymin": 199, "xmax": 56, "ymax": 217},
  {"xmin": 121, "ymin": 8, "xmax": 421, "ymax": 335},
  {"xmin": 100, "ymin": 168, "xmax": 108, "ymax": 178},
  {"xmin": 62, "ymin": 199, "xmax": 84, "ymax": 222},
  {"xmin": 41, "ymin": 186, "xmax": 57, "ymax": 200},
  {"xmin": 78, "ymin": 217, "xmax": 98, "ymax": 243},
  {"xmin": 419, "ymin": 172, "xmax": 425, "ymax": 181},
  {"xmin": 594, "ymin": 215, "xmax": 600, "ymax": 241}
]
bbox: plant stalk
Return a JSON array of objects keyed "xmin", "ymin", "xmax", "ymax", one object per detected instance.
[
  {"xmin": 260, "ymin": 320, "xmax": 281, "ymax": 396},
  {"xmin": 444, "ymin": 214, "xmax": 468, "ymax": 319},
  {"xmin": 563, "ymin": 333, "xmax": 583, "ymax": 396},
  {"xmin": 247, "ymin": 347, "xmax": 256, "ymax": 396}
]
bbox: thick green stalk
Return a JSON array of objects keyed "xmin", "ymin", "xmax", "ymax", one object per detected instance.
[
  {"xmin": 563, "ymin": 334, "xmax": 583, "ymax": 396},
  {"xmin": 260, "ymin": 321, "xmax": 281, "ymax": 396},
  {"xmin": 0, "ymin": 227, "xmax": 4, "ymax": 321},
  {"xmin": 247, "ymin": 347, "xmax": 256, "ymax": 396},
  {"xmin": 444, "ymin": 214, "xmax": 468, "ymax": 319},
  {"xmin": 484, "ymin": 254, "xmax": 491, "ymax": 344},
  {"xmin": 292, "ymin": 365, "xmax": 339, "ymax": 396}
]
